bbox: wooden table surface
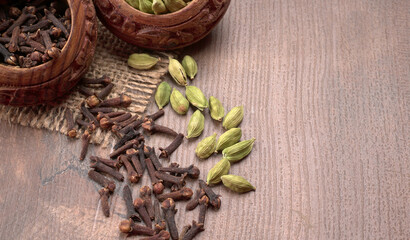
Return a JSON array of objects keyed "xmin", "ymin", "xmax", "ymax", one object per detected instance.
[{"xmin": 0, "ymin": 0, "xmax": 409, "ymax": 239}]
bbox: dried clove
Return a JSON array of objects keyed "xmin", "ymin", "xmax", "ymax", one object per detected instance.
[
  {"xmin": 198, "ymin": 180, "xmax": 221, "ymax": 210},
  {"xmin": 142, "ymin": 121, "xmax": 178, "ymax": 137},
  {"xmin": 81, "ymin": 102, "xmax": 99, "ymax": 127},
  {"xmin": 90, "ymin": 155, "xmax": 121, "ymax": 169},
  {"xmin": 97, "ymin": 111, "xmax": 126, "ymax": 121},
  {"xmin": 178, "ymin": 225, "xmax": 191, "ymax": 240},
  {"xmin": 3, "ymin": 12, "xmax": 36, "ymax": 36},
  {"xmin": 122, "ymin": 185, "xmax": 141, "ymax": 222},
  {"xmin": 144, "ymin": 146, "xmax": 162, "ymax": 170},
  {"xmin": 120, "ymin": 154, "xmax": 141, "ymax": 183},
  {"xmin": 0, "ymin": 43, "xmax": 17, "ymax": 65},
  {"xmin": 159, "ymin": 133, "xmax": 184, "ymax": 159},
  {"xmin": 96, "ymin": 83, "xmax": 114, "ymax": 100},
  {"xmin": 90, "ymin": 160, "xmax": 124, "ymax": 181},
  {"xmin": 78, "ymin": 85, "xmax": 94, "ymax": 97},
  {"xmin": 99, "ymin": 94, "xmax": 132, "ymax": 108},
  {"xmin": 153, "ymin": 198, "xmax": 167, "ymax": 233},
  {"xmin": 144, "ymin": 109, "xmax": 165, "ymax": 122},
  {"xmin": 80, "ymin": 130, "xmax": 91, "ymax": 161},
  {"xmin": 114, "ymin": 129, "xmax": 140, "ymax": 150},
  {"xmin": 64, "ymin": 109, "xmax": 77, "ymax": 138},
  {"xmin": 119, "ymin": 117, "xmax": 144, "ymax": 134},
  {"xmin": 8, "ymin": 7, "xmax": 22, "ymax": 19},
  {"xmin": 141, "ymin": 230, "xmax": 171, "ymax": 240},
  {"xmin": 119, "ymin": 219, "xmax": 155, "ymax": 236},
  {"xmin": 0, "ymin": 19, "xmax": 14, "ymax": 32},
  {"xmin": 98, "ymin": 187, "xmax": 110, "ymax": 217},
  {"xmin": 82, "ymin": 75, "xmax": 112, "ymax": 85},
  {"xmin": 140, "ymin": 186, "xmax": 155, "ymax": 220},
  {"xmin": 198, "ymin": 195, "xmax": 209, "ymax": 225},
  {"xmin": 145, "ymin": 158, "xmax": 164, "ymax": 195},
  {"xmin": 161, "ymin": 198, "xmax": 178, "ymax": 240},
  {"xmin": 8, "ymin": 26, "xmax": 20, "ymax": 53},
  {"xmin": 185, "ymin": 188, "xmax": 205, "ymax": 211},
  {"xmin": 133, "ymin": 197, "xmax": 152, "ymax": 228},
  {"xmin": 21, "ymin": 19, "xmax": 51, "ymax": 32},
  {"xmin": 89, "ymin": 107, "xmax": 114, "ymax": 114},
  {"xmin": 76, "ymin": 119, "xmax": 96, "ymax": 133},
  {"xmin": 155, "ymin": 171, "xmax": 187, "ymax": 186},
  {"xmin": 85, "ymin": 95, "xmax": 100, "ymax": 108},
  {"xmin": 110, "ymin": 139, "xmax": 139, "ymax": 158},
  {"xmin": 88, "ymin": 170, "xmax": 116, "ymax": 192},
  {"xmin": 156, "ymin": 187, "xmax": 193, "ymax": 202},
  {"xmin": 182, "ymin": 221, "xmax": 204, "ymax": 240},
  {"xmin": 138, "ymin": 142, "xmax": 147, "ymax": 171},
  {"xmin": 44, "ymin": 9, "xmax": 69, "ymax": 37},
  {"xmin": 40, "ymin": 30, "xmax": 60, "ymax": 58},
  {"xmin": 159, "ymin": 165, "xmax": 200, "ymax": 179},
  {"xmin": 126, "ymin": 149, "xmax": 144, "ymax": 176}
]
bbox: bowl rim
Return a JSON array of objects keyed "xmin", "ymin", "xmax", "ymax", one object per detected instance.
[
  {"xmin": 0, "ymin": 0, "xmax": 78, "ymax": 86},
  {"xmin": 119, "ymin": 0, "xmax": 208, "ymax": 26}
]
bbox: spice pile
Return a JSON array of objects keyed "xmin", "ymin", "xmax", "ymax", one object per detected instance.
[
  {"xmin": 0, "ymin": 2, "xmax": 70, "ymax": 68},
  {"xmin": 125, "ymin": 0, "xmax": 193, "ymax": 15}
]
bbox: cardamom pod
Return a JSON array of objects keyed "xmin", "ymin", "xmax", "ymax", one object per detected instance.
[
  {"xmin": 128, "ymin": 53, "xmax": 159, "ymax": 70},
  {"xmin": 187, "ymin": 110, "xmax": 204, "ymax": 138},
  {"xmin": 222, "ymin": 106, "xmax": 244, "ymax": 130},
  {"xmin": 168, "ymin": 58, "xmax": 187, "ymax": 86},
  {"xmin": 152, "ymin": 0, "xmax": 167, "ymax": 14},
  {"xmin": 209, "ymin": 96, "xmax": 225, "ymax": 121},
  {"xmin": 222, "ymin": 138, "xmax": 255, "ymax": 163},
  {"xmin": 185, "ymin": 85, "xmax": 208, "ymax": 111},
  {"xmin": 216, "ymin": 128, "xmax": 242, "ymax": 152},
  {"xmin": 195, "ymin": 133, "xmax": 217, "ymax": 159},
  {"xmin": 207, "ymin": 158, "xmax": 230, "ymax": 185},
  {"xmin": 125, "ymin": 0, "xmax": 140, "ymax": 9},
  {"xmin": 155, "ymin": 82, "xmax": 171, "ymax": 109},
  {"xmin": 139, "ymin": 0, "xmax": 154, "ymax": 13},
  {"xmin": 221, "ymin": 175, "xmax": 256, "ymax": 193},
  {"xmin": 182, "ymin": 55, "xmax": 197, "ymax": 80},
  {"xmin": 170, "ymin": 88, "xmax": 189, "ymax": 115},
  {"xmin": 163, "ymin": 0, "xmax": 186, "ymax": 12}
]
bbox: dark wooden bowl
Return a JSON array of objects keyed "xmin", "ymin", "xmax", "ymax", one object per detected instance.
[
  {"xmin": 94, "ymin": 0, "xmax": 231, "ymax": 50},
  {"xmin": 0, "ymin": 0, "xmax": 98, "ymax": 106}
]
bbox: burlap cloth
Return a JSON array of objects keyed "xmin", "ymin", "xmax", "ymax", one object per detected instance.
[{"xmin": 0, "ymin": 22, "xmax": 174, "ymax": 147}]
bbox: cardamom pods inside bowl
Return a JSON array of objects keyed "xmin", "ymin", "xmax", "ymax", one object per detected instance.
[{"xmin": 94, "ymin": 0, "xmax": 232, "ymax": 50}]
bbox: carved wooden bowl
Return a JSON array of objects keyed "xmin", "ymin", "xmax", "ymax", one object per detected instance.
[
  {"xmin": 94, "ymin": 0, "xmax": 231, "ymax": 50},
  {"xmin": 0, "ymin": 0, "xmax": 98, "ymax": 106}
]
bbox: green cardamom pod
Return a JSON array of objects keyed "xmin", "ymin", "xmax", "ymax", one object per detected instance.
[
  {"xmin": 222, "ymin": 138, "xmax": 255, "ymax": 163},
  {"xmin": 207, "ymin": 158, "xmax": 230, "ymax": 185},
  {"xmin": 195, "ymin": 133, "xmax": 217, "ymax": 159},
  {"xmin": 187, "ymin": 110, "xmax": 204, "ymax": 138},
  {"xmin": 168, "ymin": 58, "xmax": 187, "ymax": 86},
  {"xmin": 139, "ymin": 0, "xmax": 154, "ymax": 13},
  {"xmin": 155, "ymin": 82, "xmax": 171, "ymax": 109},
  {"xmin": 222, "ymin": 106, "xmax": 244, "ymax": 130},
  {"xmin": 182, "ymin": 55, "xmax": 197, "ymax": 80},
  {"xmin": 209, "ymin": 96, "xmax": 225, "ymax": 121},
  {"xmin": 163, "ymin": 0, "xmax": 186, "ymax": 12},
  {"xmin": 125, "ymin": 0, "xmax": 140, "ymax": 9},
  {"xmin": 128, "ymin": 53, "xmax": 159, "ymax": 70},
  {"xmin": 216, "ymin": 128, "xmax": 242, "ymax": 152},
  {"xmin": 221, "ymin": 175, "xmax": 256, "ymax": 193},
  {"xmin": 152, "ymin": 0, "xmax": 167, "ymax": 14},
  {"xmin": 170, "ymin": 88, "xmax": 189, "ymax": 115},
  {"xmin": 185, "ymin": 85, "xmax": 208, "ymax": 111}
]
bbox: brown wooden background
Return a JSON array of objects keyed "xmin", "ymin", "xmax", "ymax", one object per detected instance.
[{"xmin": 0, "ymin": 0, "xmax": 409, "ymax": 239}]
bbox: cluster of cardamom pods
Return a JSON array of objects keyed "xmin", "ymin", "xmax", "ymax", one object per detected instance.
[
  {"xmin": 125, "ymin": 0, "xmax": 192, "ymax": 15},
  {"xmin": 128, "ymin": 52, "xmax": 256, "ymax": 193}
]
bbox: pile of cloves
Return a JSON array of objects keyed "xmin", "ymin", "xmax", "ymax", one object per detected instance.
[
  {"xmin": 0, "ymin": 1, "xmax": 70, "ymax": 68},
  {"xmin": 66, "ymin": 74, "xmax": 220, "ymax": 239}
]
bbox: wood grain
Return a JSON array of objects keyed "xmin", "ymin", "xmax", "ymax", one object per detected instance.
[{"xmin": 0, "ymin": 0, "xmax": 409, "ymax": 239}]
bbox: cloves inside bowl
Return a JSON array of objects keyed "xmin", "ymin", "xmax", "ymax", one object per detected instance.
[
  {"xmin": 94, "ymin": 0, "xmax": 231, "ymax": 50},
  {"xmin": 0, "ymin": 0, "xmax": 97, "ymax": 106}
]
